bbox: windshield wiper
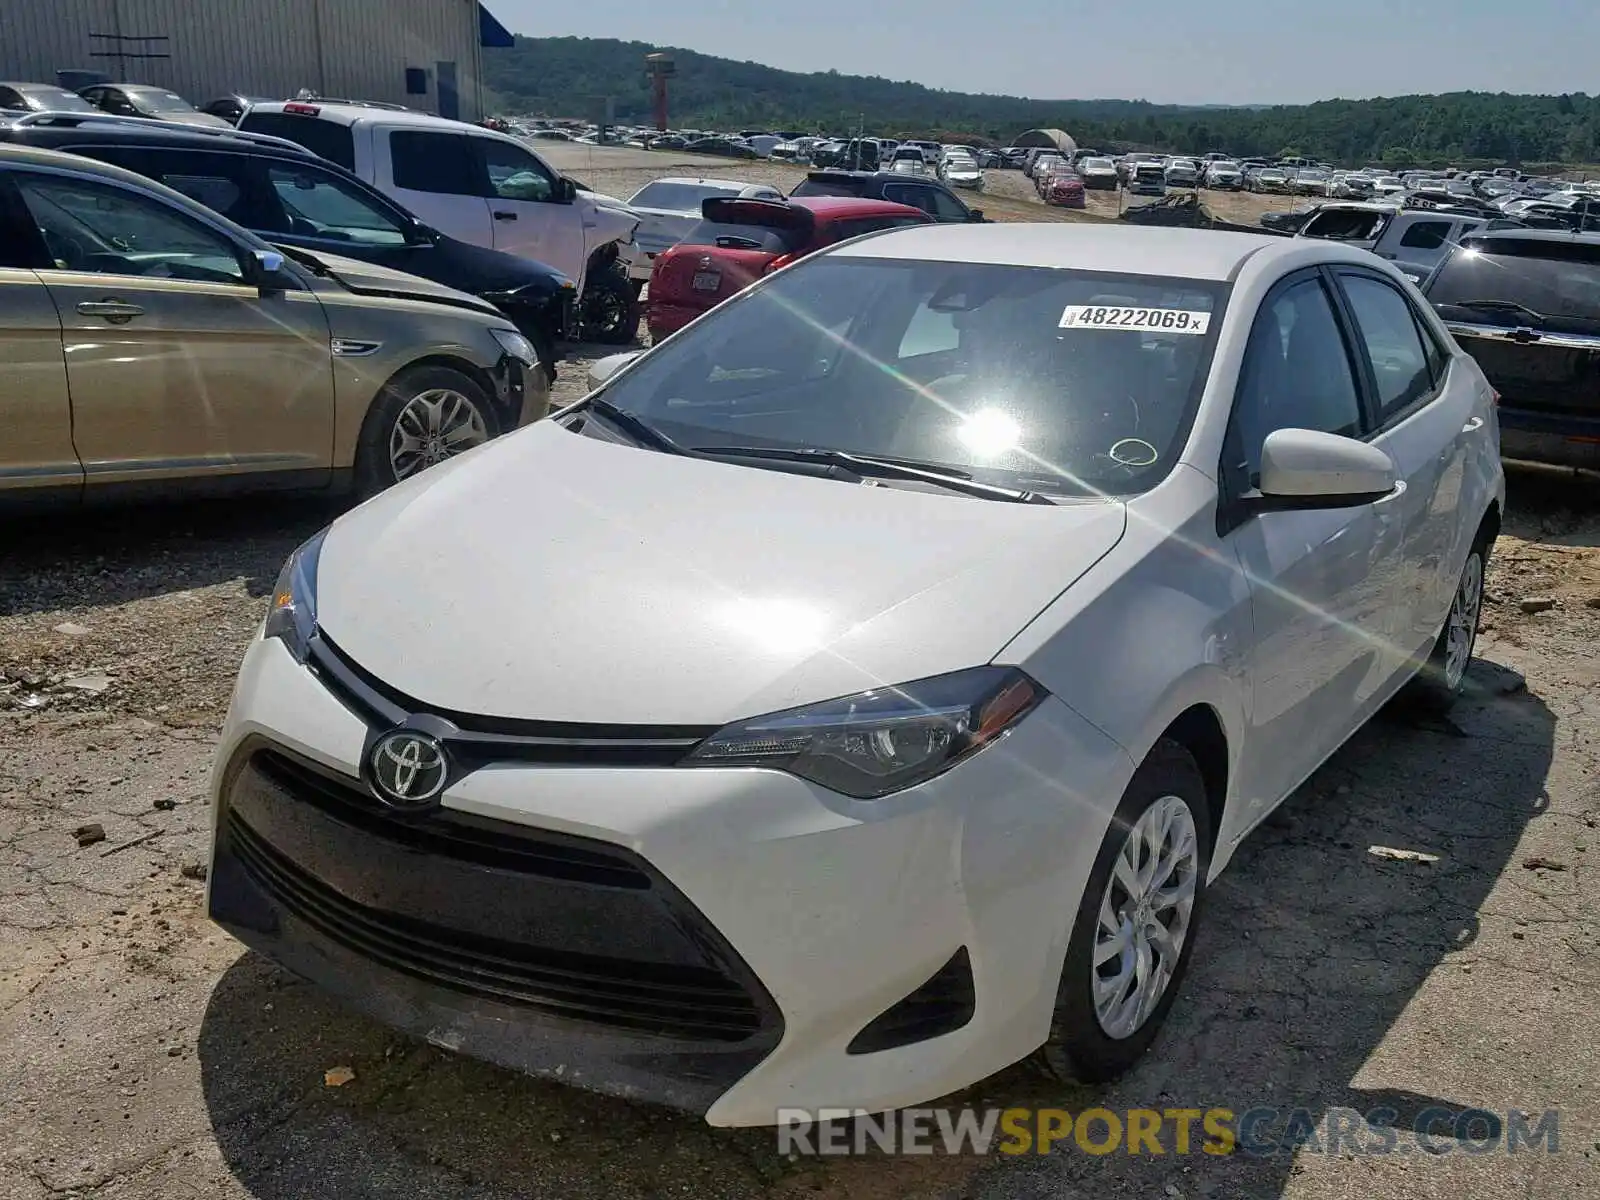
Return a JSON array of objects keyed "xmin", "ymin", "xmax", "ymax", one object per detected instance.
[
  {"xmin": 583, "ymin": 397, "xmax": 688, "ymax": 454},
  {"xmin": 688, "ymin": 445, "xmax": 1052, "ymax": 504},
  {"xmin": 1446, "ymin": 299, "xmax": 1548, "ymax": 325}
]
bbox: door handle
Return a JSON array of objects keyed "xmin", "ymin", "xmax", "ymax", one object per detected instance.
[
  {"xmin": 1462, "ymin": 416, "xmax": 1485, "ymax": 433},
  {"xmin": 492, "ymin": 210, "xmax": 517, "ymax": 221},
  {"xmin": 76, "ymin": 299, "xmax": 144, "ymax": 321}
]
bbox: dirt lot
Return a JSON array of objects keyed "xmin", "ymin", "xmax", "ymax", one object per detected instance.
[{"xmin": 537, "ymin": 143, "xmax": 1314, "ymax": 229}]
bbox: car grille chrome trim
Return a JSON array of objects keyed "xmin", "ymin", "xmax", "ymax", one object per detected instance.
[{"xmin": 306, "ymin": 633, "xmax": 713, "ymax": 764}]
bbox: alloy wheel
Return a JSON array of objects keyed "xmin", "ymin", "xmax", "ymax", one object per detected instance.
[
  {"xmin": 389, "ymin": 388, "xmax": 489, "ymax": 481},
  {"xmin": 1444, "ymin": 552, "xmax": 1484, "ymax": 691},
  {"xmin": 1092, "ymin": 794, "xmax": 1200, "ymax": 1040}
]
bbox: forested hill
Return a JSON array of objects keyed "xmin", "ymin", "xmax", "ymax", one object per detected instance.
[{"xmin": 484, "ymin": 36, "xmax": 1600, "ymax": 166}]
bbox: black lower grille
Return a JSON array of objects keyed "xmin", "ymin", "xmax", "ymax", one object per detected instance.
[
  {"xmin": 254, "ymin": 749, "xmax": 650, "ymax": 889},
  {"xmin": 227, "ymin": 812, "xmax": 763, "ymax": 1042}
]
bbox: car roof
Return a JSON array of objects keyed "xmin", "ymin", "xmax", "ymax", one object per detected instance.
[
  {"xmin": 830, "ymin": 223, "xmax": 1301, "ymax": 280},
  {"xmin": 1, "ymin": 81, "xmax": 76, "ymax": 92},
  {"xmin": 0, "ymin": 115, "xmax": 321, "ymax": 158},
  {"xmin": 645, "ymin": 176, "xmax": 755, "ymax": 188},
  {"xmin": 1464, "ymin": 228, "xmax": 1600, "ymax": 246},
  {"xmin": 246, "ymin": 100, "xmax": 468, "ymax": 129}
]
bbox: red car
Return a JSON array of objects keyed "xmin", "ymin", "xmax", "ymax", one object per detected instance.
[
  {"xmin": 1045, "ymin": 172, "xmax": 1087, "ymax": 209},
  {"xmin": 646, "ymin": 195, "xmax": 932, "ymax": 339}
]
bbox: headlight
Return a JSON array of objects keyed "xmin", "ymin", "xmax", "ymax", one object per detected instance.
[
  {"xmin": 263, "ymin": 530, "xmax": 326, "ymax": 662},
  {"xmin": 683, "ymin": 667, "xmax": 1044, "ymax": 798},
  {"xmin": 490, "ymin": 327, "xmax": 539, "ymax": 366}
]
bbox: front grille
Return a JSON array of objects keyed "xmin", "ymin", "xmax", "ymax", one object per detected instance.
[
  {"xmin": 227, "ymin": 812, "xmax": 764, "ymax": 1042},
  {"xmin": 307, "ymin": 634, "xmax": 713, "ymax": 768},
  {"xmin": 255, "ymin": 749, "xmax": 650, "ymax": 889}
]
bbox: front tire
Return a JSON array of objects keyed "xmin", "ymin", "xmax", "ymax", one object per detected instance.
[
  {"xmin": 1038, "ymin": 739, "xmax": 1211, "ymax": 1083},
  {"xmin": 580, "ymin": 268, "xmax": 642, "ymax": 345},
  {"xmin": 353, "ymin": 365, "xmax": 499, "ymax": 499}
]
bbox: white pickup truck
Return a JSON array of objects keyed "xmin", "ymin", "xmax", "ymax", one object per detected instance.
[
  {"xmin": 1295, "ymin": 202, "xmax": 1492, "ymax": 284},
  {"xmin": 240, "ymin": 101, "xmax": 643, "ymax": 342}
]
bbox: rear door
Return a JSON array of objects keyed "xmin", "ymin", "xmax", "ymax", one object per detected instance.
[
  {"xmin": 377, "ymin": 127, "xmax": 493, "ymax": 249},
  {"xmin": 1330, "ymin": 267, "xmax": 1479, "ymax": 662},
  {"xmin": 8, "ymin": 164, "xmax": 335, "ymax": 487},
  {"xmin": 0, "ymin": 175, "xmax": 77, "ymax": 497}
]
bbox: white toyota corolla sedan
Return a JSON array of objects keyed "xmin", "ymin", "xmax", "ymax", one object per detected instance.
[{"xmin": 208, "ymin": 224, "xmax": 1503, "ymax": 1126}]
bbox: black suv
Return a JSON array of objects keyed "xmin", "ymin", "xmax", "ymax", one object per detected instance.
[
  {"xmin": 0, "ymin": 113, "xmax": 573, "ymax": 377},
  {"xmin": 788, "ymin": 170, "xmax": 986, "ymax": 224},
  {"xmin": 1425, "ymin": 229, "xmax": 1600, "ymax": 469}
]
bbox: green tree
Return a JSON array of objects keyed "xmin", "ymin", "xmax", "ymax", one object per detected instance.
[{"xmin": 1381, "ymin": 145, "xmax": 1415, "ymax": 167}]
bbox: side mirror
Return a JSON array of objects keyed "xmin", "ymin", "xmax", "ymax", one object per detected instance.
[
  {"xmin": 558, "ymin": 177, "xmax": 578, "ymax": 204},
  {"xmin": 1254, "ymin": 428, "xmax": 1397, "ymax": 510},
  {"xmin": 587, "ymin": 350, "xmax": 642, "ymax": 390},
  {"xmin": 968, "ymin": 208, "xmax": 986, "ymax": 223},
  {"xmin": 250, "ymin": 248, "xmax": 288, "ymax": 290}
]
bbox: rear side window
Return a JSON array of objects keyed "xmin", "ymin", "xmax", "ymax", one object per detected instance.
[
  {"xmin": 1339, "ymin": 274, "xmax": 1435, "ymax": 422},
  {"xmin": 389, "ymin": 130, "xmax": 482, "ymax": 196},
  {"xmin": 238, "ymin": 113, "xmax": 355, "ymax": 170},
  {"xmin": 1399, "ymin": 221, "xmax": 1451, "ymax": 250}
]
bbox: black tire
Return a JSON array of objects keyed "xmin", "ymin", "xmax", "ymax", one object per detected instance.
[
  {"xmin": 580, "ymin": 267, "xmax": 642, "ymax": 345},
  {"xmin": 1037, "ymin": 738, "xmax": 1212, "ymax": 1084},
  {"xmin": 1403, "ymin": 533, "xmax": 1491, "ymax": 710},
  {"xmin": 352, "ymin": 365, "xmax": 500, "ymax": 499}
]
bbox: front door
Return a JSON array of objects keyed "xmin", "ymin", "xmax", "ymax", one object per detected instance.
[
  {"xmin": 0, "ymin": 266, "xmax": 78, "ymax": 495},
  {"xmin": 10, "ymin": 168, "xmax": 334, "ymax": 485},
  {"xmin": 1222, "ymin": 271, "xmax": 1407, "ymax": 829},
  {"xmin": 473, "ymin": 135, "xmax": 586, "ymax": 283}
]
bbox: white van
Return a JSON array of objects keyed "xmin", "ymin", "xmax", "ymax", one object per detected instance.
[{"xmin": 241, "ymin": 100, "xmax": 643, "ymax": 342}]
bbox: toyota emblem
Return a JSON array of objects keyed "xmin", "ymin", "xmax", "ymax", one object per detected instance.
[{"xmin": 368, "ymin": 730, "xmax": 449, "ymax": 809}]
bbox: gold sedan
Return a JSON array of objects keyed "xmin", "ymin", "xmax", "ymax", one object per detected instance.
[{"xmin": 0, "ymin": 144, "xmax": 550, "ymax": 505}]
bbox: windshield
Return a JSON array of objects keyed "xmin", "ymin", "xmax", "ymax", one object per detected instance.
[
  {"xmin": 23, "ymin": 87, "xmax": 96, "ymax": 113},
  {"xmin": 1083, "ymin": 158, "xmax": 1114, "ymax": 170},
  {"xmin": 1301, "ymin": 208, "xmax": 1388, "ymax": 242},
  {"xmin": 629, "ymin": 181, "xmax": 739, "ymax": 212},
  {"xmin": 129, "ymin": 89, "xmax": 199, "ymax": 115},
  {"xmin": 590, "ymin": 256, "xmax": 1226, "ymax": 497},
  {"xmin": 1429, "ymin": 239, "xmax": 1600, "ymax": 328}
]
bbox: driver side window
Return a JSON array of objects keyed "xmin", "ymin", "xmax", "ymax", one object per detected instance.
[
  {"xmin": 14, "ymin": 172, "xmax": 246, "ymax": 284},
  {"xmin": 477, "ymin": 138, "xmax": 557, "ymax": 203},
  {"xmin": 1229, "ymin": 276, "xmax": 1363, "ymax": 483}
]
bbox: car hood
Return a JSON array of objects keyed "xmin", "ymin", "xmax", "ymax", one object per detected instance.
[
  {"xmin": 316, "ymin": 423, "xmax": 1127, "ymax": 726},
  {"xmin": 296, "ymin": 249, "xmax": 502, "ymax": 317}
]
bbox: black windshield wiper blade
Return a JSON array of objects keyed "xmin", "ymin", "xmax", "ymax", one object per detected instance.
[
  {"xmin": 689, "ymin": 445, "xmax": 1052, "ymax": 504},
  {"xmin": 584, "ymin": 398, "xmax": 689, "ymax": 455},
  {"xmin": 1447, "ymin": 299, "xmax": 1548, "ymax": 325}
]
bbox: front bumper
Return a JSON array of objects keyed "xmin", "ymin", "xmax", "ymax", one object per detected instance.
[{"xmin": 207, "ymin": 636, "xmax": 1131, "ymax": 1125}]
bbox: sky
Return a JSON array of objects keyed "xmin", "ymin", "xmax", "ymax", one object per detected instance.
[{"xmin": 491, "ymin": 0, "xmax": 1598, "ymax": 107}]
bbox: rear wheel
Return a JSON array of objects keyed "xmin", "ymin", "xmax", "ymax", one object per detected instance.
[
  {"xmin": 1404, "ymin": 536, "xmax": 1490, "ymax": 709},
  {"xmin": 353, "ymin": 365, "xmax": 499, "ymax": 498},
  {"xmin": 1038, "ymin": 739, "xmax": 1211, "ymax": 1083}
]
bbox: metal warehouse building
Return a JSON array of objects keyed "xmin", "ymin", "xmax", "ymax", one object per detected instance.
[{"xmin": 1, "ymin": 0, "xmax": 515, "ymax": 122}]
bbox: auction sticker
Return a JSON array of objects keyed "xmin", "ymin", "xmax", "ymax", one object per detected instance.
[{"xmin": 1059, "ymin": 305, "xmax": 1212, "ymax": 335}]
